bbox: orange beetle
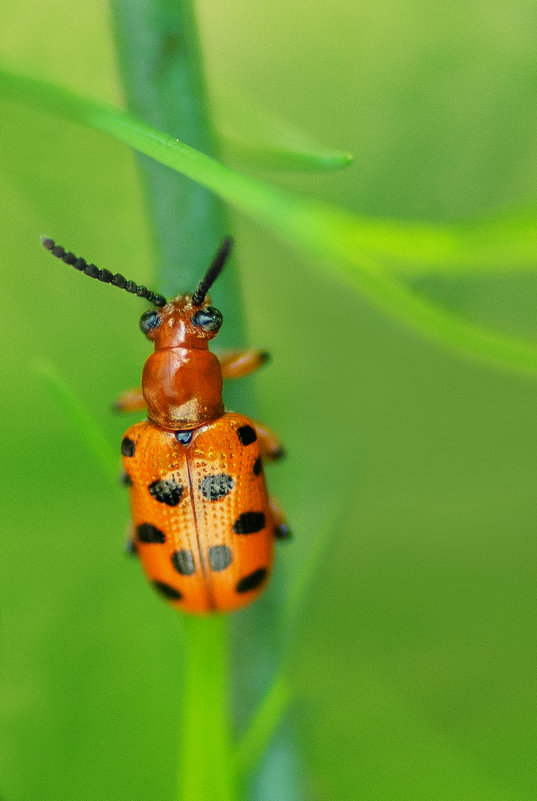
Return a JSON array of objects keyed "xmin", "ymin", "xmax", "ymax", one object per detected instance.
[{"xmin": 42, "ymin": 236, "xmax": 290, "ymax": 613}]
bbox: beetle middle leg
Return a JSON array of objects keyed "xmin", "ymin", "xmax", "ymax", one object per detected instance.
[
  {"xmin": 113, "ymin": 387, "xmax": 146, "ymax": 413},
  {"xmin": 219, "ymin": 349, "xmax": 270, "ymax": 379}
]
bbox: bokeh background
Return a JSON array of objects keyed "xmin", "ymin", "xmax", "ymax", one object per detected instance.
[{"xmin": 1, "ymin": 1, "xmax": 537, "ymax": 799}]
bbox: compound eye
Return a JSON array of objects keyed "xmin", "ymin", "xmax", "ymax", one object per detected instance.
[
  {"xmin": 191, "ymin": 306, "xmax": 223, "ymax": 332},
  {"xmin": 139, "ymin": 309, "xmax": 162, "ymax": 335}
]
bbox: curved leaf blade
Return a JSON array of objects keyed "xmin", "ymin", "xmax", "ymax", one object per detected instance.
[
  {"xmin": 221, "ymin": 135, "xmax": 353, "ymax": 171},
  {"xmin": 214, "ymin": 88, "xmax": 353, "ymax": 172},
  {"xmin": 338, "ymin": 207, "xmax": 537, "ymax": 273},
  {"xmin": 3, "ymin": 68, "xmax": 537, "ymax": 377}
]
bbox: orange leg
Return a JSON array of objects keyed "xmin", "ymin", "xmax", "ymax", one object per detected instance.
[
  {"xmin": 113, "ymin": 387, "xmax": 147, "ymax": 413},
  {"xmin": 270, "ymin": 496, "xmax": 292, "ymax": 540},
  {"xmin": 124, "ymin": 522, "xmax": 138, "ymax": 556},
  {"xmin": 119, "ymin": 478, "xmax": 138, "ymax": 554},
  {"xmin": 252, "ymin": 419, "xmax": 285, "ymax": 460},
  {"xmin": 219, "ymin": 349, "xmax": 270, "ymax": 380}
]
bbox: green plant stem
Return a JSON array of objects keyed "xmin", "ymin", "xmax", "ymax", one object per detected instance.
[
  {"xmin": 180, "ymin": 616, "xmax": 238, "ymax": 801},
  {"xmin": 109, "ymin": 6, "xmax": 243, "ymax": 801},
  {"xmin": 109, "ymin": 0, "xmax": 242, "ymax": 315},
  {"xmin": 106, "ymin": 6, "xmax": 304, "ymax": 801}
]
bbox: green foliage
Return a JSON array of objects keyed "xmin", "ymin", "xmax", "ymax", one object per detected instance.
[
  {"xmin": 1, "ymin": 2, "xmax": 537, "ymax": 801},
  {"xmin": 1, "ymin": 67, "xmax": 536, "ymax": 377}
]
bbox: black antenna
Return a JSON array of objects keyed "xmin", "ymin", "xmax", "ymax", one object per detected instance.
[
  {"xmin": 41, "ymin": 237, "xmax": 167, "ymax": 307},
  {"xmin": 191, "ymin": 237, "xmax": 233, "ymax": 306}
]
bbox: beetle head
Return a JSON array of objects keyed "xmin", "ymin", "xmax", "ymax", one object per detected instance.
[
  {"xmin": 139, "ymin": 295, "xmax": 223, "ymax": 349},
  {"xmin": 138, "ymin": 237, "xmax": 231, "ymax": 349}
]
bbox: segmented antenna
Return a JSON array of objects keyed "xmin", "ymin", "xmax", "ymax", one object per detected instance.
[
  {"xmin": 41, "ymin": 237, "xmax": 167, "ymax": 307},
  {"xmin": 191, "ymin": 237, "xmax": 233, "ymax": 306}
]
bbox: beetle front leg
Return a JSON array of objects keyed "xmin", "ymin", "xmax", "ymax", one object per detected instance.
[
  {"xmin": 113, "ymin": 387, "xmax": 146, "ymax": 413},
  {"xmin": 124, "ymin": 523, "xmax": 138, "ymax": 556},
  {"xmin": 219, "ymin": 349, "xmax": 270, "ymax": 379}
]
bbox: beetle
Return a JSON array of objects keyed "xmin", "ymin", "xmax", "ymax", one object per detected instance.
[{"xmin": 42, "ymin": 236, "xmax": 290, "ymax": 613}]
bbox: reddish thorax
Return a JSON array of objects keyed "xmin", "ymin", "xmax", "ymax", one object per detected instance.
[{"xmin": 141, "ymin": 295, "xmax": 224, "ymax": 430}]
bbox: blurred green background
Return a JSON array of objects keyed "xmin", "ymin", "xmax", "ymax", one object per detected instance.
[{"xmin": 1, "ymin": 1, "xmax": 537, "ymax": 799}]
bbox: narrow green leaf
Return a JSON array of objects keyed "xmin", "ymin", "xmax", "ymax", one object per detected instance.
[
  {"xmin": 5, "ymin": 68, "xmax": 537, "ymax": 376},
  {"xmin": 235, "ymin": 673, "xmax": 291, "ymax": 777},
  {"xmin": 336, "ymin": 206, "xmax": 537, "ymax": 273},
  {"xmin": 33, "ymin": 360, "xmax": 117, "ymax": 482},
  {"xmin": 214, "ymin": 89, "xmax": 353, "ymax": 171},
  {"xmin": 222, "ymin": 135, "xmax": 354, "ymax": 171}
]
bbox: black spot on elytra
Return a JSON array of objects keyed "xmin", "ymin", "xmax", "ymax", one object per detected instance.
[
  {"xmin": 171, "ymin": 549, "xmax": 195, "ymax": 576},
  {"xmin": 233, "ymin": 512, "xmax": 266, "ymax": 535},
  {"xmin": 253, "ymin": 456, "xmax": 262, "ymax": 475},
  {"xmin": 153, "ymin": 581, "xmax": 182, "ymax": 600},
  {"xmin": 236, "ymin": 567, "xmax": 267, "ymax": 593},
  {"xmin": 137, "ymin": 523, "xmax": 166, "ymax": 544},
  {"xmin": 121, "ymin": 436, "xmax": 135, "ymax": 457},
  {"xmin": 237, "ymin": 425, "xmax": 257, "ymax": 446},
  {"xmin": 200, "ymin": 474, "xmax": 234, "ymax": 501},
  {"xmin": 175, "ymin": 430, "xmax": 193, "ymax": 445},
  {"xmin": 209, "ymin": 545, "xmax": 232, "ymax": 571},
  {"xmin": 149, "ymin": 478, "xmax": 183, "ymax": 506}
]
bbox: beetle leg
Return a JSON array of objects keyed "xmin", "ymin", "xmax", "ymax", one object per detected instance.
[
  {"xmin": 124, "ymin": 523, "xmax": 138, "ymax": 556},
  {"xmin": 251, "ymin": 419, "xmax": 286, "ymax": 460},
  {"xmin": 120, "ymin": 478, "xmax": 137, "ymax": 554},
  {"xmin": 270, "ymin": 496, "xmax": 292, "ymax": 541},
  {"xmin": 219, "ymin": 349, "xmax": 270, "ymax": 379},
  {"xmin": 113, "ymin": 387, "xmax": 146, "ymax": 412}
]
